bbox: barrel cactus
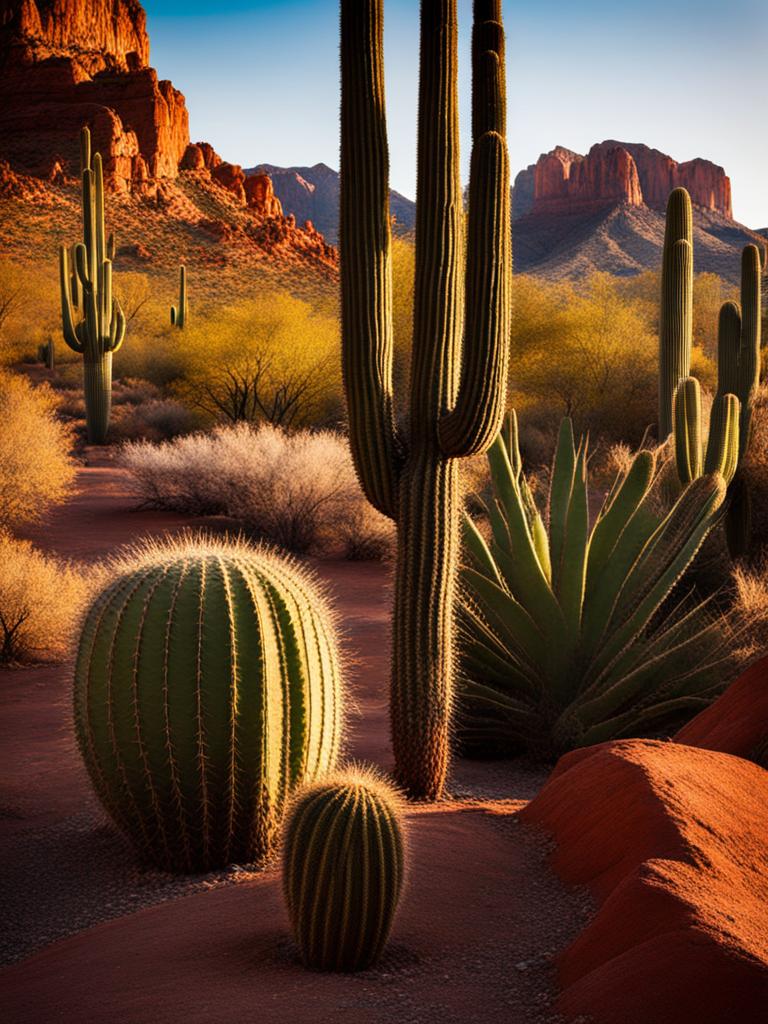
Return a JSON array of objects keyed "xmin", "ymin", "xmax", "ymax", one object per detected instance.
[
  {"xmin": 74, "ymin": 534, "xmax": 344, "ymax": 872},
  {"xmin": 283, "ymin": 767, "xmax": 405, "ymax": 971},
  {"xmin": 59, "ymin": 126, "xmax": 126, "ymax": 445},
  {"xmin": 341, "ymin": 0, "xmax": 511, "ymax": 798}
]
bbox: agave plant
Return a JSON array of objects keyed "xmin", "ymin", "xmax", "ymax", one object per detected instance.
[{"xmin": 457, "ymin": 412, "xmax": 736, "ymax": 760}]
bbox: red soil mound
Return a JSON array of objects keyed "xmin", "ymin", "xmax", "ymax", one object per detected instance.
[
  {"xmin": 674, "ymin": 653, "xmax": 768, "ymax": 759},
  {"xmin": 520, "ymin": 738, "xmax": 768, "ymax": 1024}
]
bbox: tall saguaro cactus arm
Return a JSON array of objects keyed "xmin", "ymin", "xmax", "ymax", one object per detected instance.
[
  {"xmin": 658, "ymin": 187, "xmax": 693, "ymax": 437},
  {"xmin": 439, "ymin": 45, "xmax": 510, "ymax": 456},
  {"xmin": 339, "ymin": 0, "xmax": 403, "ymax": 520}
]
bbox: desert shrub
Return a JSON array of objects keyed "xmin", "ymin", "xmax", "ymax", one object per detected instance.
[
  {"xmin": 740, "ymin": 384, "xmax": 768, "ymax": 563},
  {"xmin": 730, "ymin": 560, "xmax": 768, "ymax": 662},
  {"xmin": 110, "ymin": 398, "xmax": 198, "ymax": 443},
  {"xmin": 511, "ymin": 272, "xmax": 716, "ymax": 447},
  {"xmin": 0, "ymin": 260, "xmax": 64, "ymax": 366},
  {"xmin": 0, "ymin": 371, "xmax": 76, "ymax": 528},
  {"xmin": 120, "ymin": 423, "xmax": 394, "ymax": 558},
  {"xmin": 171, "ymin": 292, "xmax": 343, "ymax": 429},
  {"xmin": 0, "ymin": 531, "xmax": 88, "ymax": 664}
]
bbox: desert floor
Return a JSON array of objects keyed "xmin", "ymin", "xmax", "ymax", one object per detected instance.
[{"xmin": 0, "ymin": 455, "xmax": 593, "ymax": 1024}]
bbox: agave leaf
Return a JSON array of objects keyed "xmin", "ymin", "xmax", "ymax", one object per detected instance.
[
  {"xmin": 585, "ymin": 475, "xmax": 725, "ymax": 683},
  {"xmin": 557, "ymin": 443, "xmax": 590, "ymax": 638},
  {"xmin": 585, "ymin": 450, "xmax": 655, "ymax": 594},
  {"xmin": 573, "ymin": 611, "xmax": 729, "ymax": 728},
  {"xmin": 462, "ymin": 513, "xmax": 504, "ymax": 587},
  {"xmin": 580, "ymin": 695, "xmax": 715, "ymax": 745},
  {"xmin": 486, "ymin": 446, "xmax": 564, "ymax": 637},
  {"xmin": 548, "ymin": 418, "xmax": 576, "ymax": 590},
  {"xmin": 460, "ymin": 567, "xmax": 549, "ymax": 672}
]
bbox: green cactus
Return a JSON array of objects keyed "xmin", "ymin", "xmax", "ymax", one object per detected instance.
[
  {"xmin": 340, "ymin": 0, "xmax": 511, "ymax": 799},
  {"xmin": 59, "ymin": 126, "xmax": 125, "ymax": 445},
  {"xmin": 73, "ymin": 534, "xmax": 344, "ymax": 872},
  {"xmin": 673, "ymin": 376, "xmax": 740, "ymax": 486},
  {"xmin": 170, "ymin": 264, "xmax": 188, "ymax": 328},
  {"xmin": 659, "ymin": 187, "xmax": 693, "ymax": 438},
  {"xmin": 283, "ymin": 767, "xmax": 405, "ymax": 971},
  {"xmin": 457, "ymin": 413, "xmax": 733, "ymax": 759}
]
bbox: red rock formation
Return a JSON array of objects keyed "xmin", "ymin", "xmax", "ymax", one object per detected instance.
[
  {"xmin": 1, "ymin": 0, "xmax": 149, "ymax": 73},
  {"xmin": 674, "ymin": 654, "xmax": 768, "ymax": 758},
  {"xmin": 0, "ymin": 0, "xmax": 188, "ymax": 189},
  {"xmin": 520, "ymin": 739, "xmax": 768, "ymax": 1023},
  {"xmin": 527, "ymin": 140, "xmax": 733, "ymax": 219},
  {"xmin": 244, "ymin": 172, "xmax": 282, "ymax": 217}
]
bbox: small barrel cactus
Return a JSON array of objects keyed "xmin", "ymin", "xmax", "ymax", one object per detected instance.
[
  {"xmin": 283, "ymin": 767, "xmax": 405, "ymax": 972},
  {"xmin": 73, "ymin": 534, "xmax": 344, "ymax": 872}
]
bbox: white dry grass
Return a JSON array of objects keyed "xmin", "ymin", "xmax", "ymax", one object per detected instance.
[{"xmin": 120, "ymin": 423, "xmax": 395, "ymax": 559}]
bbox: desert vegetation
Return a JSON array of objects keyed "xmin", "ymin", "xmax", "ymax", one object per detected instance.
[{"xmin": 1, "ymin": 0, "xmax": 767, "ymax": 1017}]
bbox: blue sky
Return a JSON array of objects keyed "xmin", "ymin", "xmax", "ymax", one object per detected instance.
[{"xmin": 144, "ymin": 0, "xmax": 768, "ymax": 226}]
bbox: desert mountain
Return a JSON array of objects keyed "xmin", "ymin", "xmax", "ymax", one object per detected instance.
[
  {"xmin": 0, "ymin": 0, "xmax": 337, "ymax": 279},
  {"xmin": 512, "ymin": 141, "xmax": 764, "ymax": 282},
  {"xmin": 245, "ymin": 163, "xmax": 416, "ymax": 245}
]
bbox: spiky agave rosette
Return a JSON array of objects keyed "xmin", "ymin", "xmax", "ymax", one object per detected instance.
[{"xmin": 73, "ymin": 531, "xmax": 346, "ymax": 872}]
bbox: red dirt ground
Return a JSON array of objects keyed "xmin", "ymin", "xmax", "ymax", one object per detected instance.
[{"xmin": 0, "ymin": 455, "xmax": 589, "ymax": 1024}]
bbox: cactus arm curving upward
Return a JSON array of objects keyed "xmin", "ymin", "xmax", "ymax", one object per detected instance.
[
  {"xmin": 339, "ymin": 0, "xmax": 404, "ymax": 520},
  {"xmin": 737, "ymin": 244, "xmax": 762, "ymax": 456},
  {"xmin": 438, "ymin": 44, "xmax": 510, "ymax": 456},
  {"xmin": 658, "ymin": 188, "xmax": 693, "ymax": 438}
]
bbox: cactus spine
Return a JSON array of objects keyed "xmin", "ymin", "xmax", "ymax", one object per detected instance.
[
  {"xmin": 659, "ymin": 187, "xmax": 693, "ymax": 438},
  {"xmin": 170, "ymin": 264, "xmax": 188, "ymax": 328},
  {"xmin": 340, "ymin": 0, "xmax": 511, "ymax": 799},
  {"xmin": 59, "ymin": 126, "xmax": 125, "ymax": 444},
  {"xmin": 283, "ymin": 769, "xmax": 405, "ymax": 971},
  {"xmin": 73, "ymin": 535, "xmax": 344, "ymax": 872}
]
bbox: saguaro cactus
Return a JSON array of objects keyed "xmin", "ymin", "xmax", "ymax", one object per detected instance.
[
  {"xmin": 340, "ymin": 0, "xmax": 511, "ymax": 799},
  {"xmin": 659, "ymin": 187, "xmax": 693, "ymax": 438},
  {"xmin": 73, "ymin": 534, "xmax": 344, "ymax": 872},
  {"xmin": 59, "ymin": 126, "xmax": 126, "ymax": 444},
  {"xmin": 283, "ymin": 768, "xmax": 405, "ymax": 971},
  {"xmin": 170, "ymin": 264, "xmax": 188, "ymax": 328}
]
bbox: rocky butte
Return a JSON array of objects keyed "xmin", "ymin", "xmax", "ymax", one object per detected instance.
[
  {"xmin": 514, "ymin": 141, "xmax": 733, "ymax": 219},
  {"xmin": 0, "ymin": 0, "xmax": 336, "ymax": 268}
]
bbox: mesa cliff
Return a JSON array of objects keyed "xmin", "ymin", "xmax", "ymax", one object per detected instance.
[
  {"xmin": 514, "ymin": 141, "xmax": 732, "ymax": 219},
  {"xmin": 0, "ymin": 0, "xmax": 337, "ymax": 272}
]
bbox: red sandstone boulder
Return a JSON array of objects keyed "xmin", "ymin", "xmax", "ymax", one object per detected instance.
[
  {"xmin": 520, "ymin": 739, "xmax": 768, "ymax": 1024},
  {"xmin": 243, "ymin": 172, "xmax": 282, "ymax": 216},
  {"xmin": 674, "ymin": 654, "xmax": 768, "ymax": 759}
]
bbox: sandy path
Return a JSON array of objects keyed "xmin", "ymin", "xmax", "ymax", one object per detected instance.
[{"xmin": 0, "ymin": 453, "xmax": 591, "ymax": 1022}]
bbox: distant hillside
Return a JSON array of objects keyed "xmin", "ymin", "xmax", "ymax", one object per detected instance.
[
  {"xmin": 513, "ymin": 203, "xmax": 765, "ymax": 283},
  {"xmin": 245, "ymin": 163, "xmax": 416, "ymax": 244}
]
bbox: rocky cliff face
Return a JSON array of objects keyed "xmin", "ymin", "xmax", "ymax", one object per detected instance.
[
  {"xmin": 0, "ymin": 0, "xmax": 336, "ymax": 270},
  {"xmin": 0, "ymin": 0, "xmax": 187, "ymax": 189},
  {"xmin": 514, "ymin": 141, "xmax": 732, "ymax": 219}
]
